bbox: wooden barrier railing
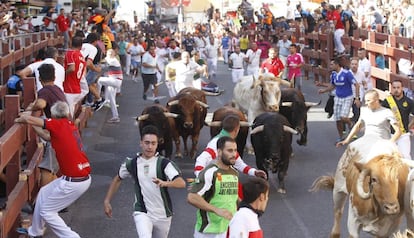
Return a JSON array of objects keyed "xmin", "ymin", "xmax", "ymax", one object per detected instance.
[
  {"xmin": 0, "ymin": 33, "xmax": 93, "ymax": 238},
  {"xmin": 291, "ymin": 25, "xmax": 414, "ymax": 91}
]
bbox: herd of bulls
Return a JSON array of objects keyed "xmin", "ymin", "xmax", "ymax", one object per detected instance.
[
  {"xmin": 135, "ymin": 74, "xmax": 414, "ymax": 236},
  {"xmin": 136, "ymin": 74, "xmax": 319, "ymax": 194}
]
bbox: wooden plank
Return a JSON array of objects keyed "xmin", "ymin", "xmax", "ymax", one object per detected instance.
[
  {"xmin": 22, "ymin": 77, "xmax": 36, "ymax": 110},
  {"xmin": 0, "ymin": 181, "xmax": 28, "ymax": 238},
  {"xmin": 0, "ymin": 124, "xmax": 26, "ymax": 172},
  {"xmin": 0, "ymin": 53, "xmax": 13, "ymax": 69},
  {"xmin": 14, "ymin": 48, "xmax": 23, "ymax": 62},
  {"xmin": 23, "ymin": 45, "xmax": 33, "ymax": 58}
]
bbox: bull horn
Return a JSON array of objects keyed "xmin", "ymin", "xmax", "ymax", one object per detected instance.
[
  {"xmin": 196, "ymin": 100, "xmax": 209, "ymax": 108},
  {"xmin": 250, "ymin": 125, "xmax": 264, "ymax": 134},
  {"xmin": 167, "ymin": 100, "xmax": 179, "ymax": 106},
  {"xmin": 239, "ymin": 121, "xmax": 251, "ymax": 127},
  {"xmin": 282, "ymin": 102, "xmax": 293, "ymax": 107},
  {"xmin": 164, "ymin": 112, "xmax": 179, "ymax": 118},
  {"xmin": 206, "ymin": 121, "xmax": 222, "ymax": 127},
  {"xmin": 402, "ymin": 159, "xmax": 414, "ymax": 168},
  {"xmin": 305, "ymin": 101, "xmax": 322, "ymax": 107},
  {"xmin": 136, "ymin": 114, "xmax": 149, "ymax": 121},
  {"xmin": 283, "ymin": 125, "xmax": 298, "ymax": 134},
  {"xmin": 356, "ymin": 167, "xmax": 371, "ymax": 200}
]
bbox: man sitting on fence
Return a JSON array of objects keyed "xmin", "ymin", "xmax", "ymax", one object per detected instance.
[{"xmin": 15, "ymin": 101, "xmax": 91, "ymax": 238}]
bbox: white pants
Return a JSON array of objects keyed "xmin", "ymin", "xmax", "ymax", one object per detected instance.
[
  {"xmin": 207, "ymin": 58, "xmax": 218, "ymax": 77},
  {"xmin": 165, "ymin": 81, "xmax": 177, "ymax": 97},
  {"xmin": 222, "ymin": 48, "xmax": 229, "ymax": 63},
  {"xmin": 231, "ymin": 68, "xmax": 245, "ymax": 83},
  {"xmin": 97, "ymin": 76, "xmax": 122, "ymax": 118},
  {"xmin": 194, "ymin": 230, "xmax": 227, "ymax": 238},
  {"xmin": 28, "ymin": 176, "xmax": 91, "ymax": 237},
  {"xmin": 397, "ymin": 132, "xmax": 412, "ymax": 160},
  {"xmin": 125, "ymin": 54, "xmax": 131, "ymax": 75},
  {"xmin": 246, "ymin": 66, "xmax": 260, "ymax": 79},
  {"xmin": 80, "ymin": 77, "xmax": 89, "ymax": 98},
  {"xmin": 334, "ymin": 29, "xmax": 345, "ymax": 53},
  {"xmin": 65, "ymin": 93, "xmax": 84, "ymax": 119},
  {"xmin": 279, "ymin": 55, "xmax": 288, "ymax": 79},
  {"xmin": 133, "ymin": 212, "xmax": 172, "ymax": 238}
]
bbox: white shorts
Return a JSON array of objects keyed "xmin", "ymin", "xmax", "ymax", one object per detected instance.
[
  {"xmin": 194, "ymin": 230, "xmax": 227, "ymax": 238},
  {"xmin": 133, "ymin": 212, "xmax": 172, "ymax": 238}
]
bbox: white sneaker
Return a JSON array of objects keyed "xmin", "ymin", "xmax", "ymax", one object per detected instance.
[{"xmin": 107, "ymin": 117, "xmax": 120, "ymax": 123}]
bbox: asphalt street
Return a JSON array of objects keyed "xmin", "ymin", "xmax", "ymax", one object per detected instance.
[{"xmin": 41, "ymin": 61, "xmax": 410, "ymax": 238}]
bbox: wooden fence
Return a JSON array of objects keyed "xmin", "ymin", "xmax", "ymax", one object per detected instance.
[
  {"xmin": 285, "ymin": 23, "xmax": 414, "ymax": 92},
  {"xmin": 0, "ymin": 32, "xmax": 93, "ymax": 238}
]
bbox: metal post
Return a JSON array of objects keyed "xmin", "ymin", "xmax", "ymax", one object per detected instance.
[{"xmin": 99, "ymin": 0, "xmax": 102, "ymax": 8}]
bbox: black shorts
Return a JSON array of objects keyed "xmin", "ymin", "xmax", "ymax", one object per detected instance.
[{"xmin": 142, "ymin": 73, "xmax": 157, "ymax": 89}]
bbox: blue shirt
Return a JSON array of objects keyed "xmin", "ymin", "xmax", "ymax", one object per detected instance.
[
  {"xmin": 330, "ymin": 69, "xmax": 356, "ymax": 98},
  {"xmin": 7, "ymin": 75, "xmax": 22, "ymax": 90},
  {"xmin": 222, "ymin": 36, "xmax": 230, "ymax": 49}
]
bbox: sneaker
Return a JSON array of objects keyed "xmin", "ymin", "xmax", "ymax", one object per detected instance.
[
  {"xmin": 16, "ymin": 227, "xmax": 42, "ymax": 237},
  {"xmin": 107, "ymin": 117, "xmax": 120, "ymax": 123},
  {"xmin": 103, "ymin": 102, "xmax": 119, "ymax": 108},
  {"xmin": 83, "ymin": 101, "xmax": 94, "ymax": 107},
  {"xmin": 93, "ymin": 99, "xmax": 106, "ymax": 112},
  {"xmin": 154, "ymin": 99, "xmax": 160, "ymax": 104}
]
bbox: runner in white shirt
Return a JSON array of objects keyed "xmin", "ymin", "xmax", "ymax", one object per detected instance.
[
  {"xmin": 156, "ymin": 41, "xmax": 169, "ymax": 84},
  {"xmin": 357, "ymin": 48, "xmax": 372, "ymax": 91},
  {"xmin": 174, "ymin": 51, "xmax": 207, "ymax": 92},
  {"xmin": 204, "ymin": 37, "xmax": 219, "ymax": 80},
  {"xmin": 244, "ymin": 42, "xmax": 262, "ymax": 78},
  {"xmin": 128, "ymin": 38, "xmax": 145, "ymax": 81},
  {"xmin": 229, "ymin": 46, "xmax": 246, "ymax": 83}
]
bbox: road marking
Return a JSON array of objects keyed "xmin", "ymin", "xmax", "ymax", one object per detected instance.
[{"xmin": 269, "ymin": 173, "xmax": 314, "ymax": 238}]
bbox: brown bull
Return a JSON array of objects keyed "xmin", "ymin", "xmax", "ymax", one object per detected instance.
[
  {"xmin": 167, "ymin": 88, "xmax": 208, "ymax": 159},
  {"xmin": 206, "ymin": 106, "xmax": 250, "ymax": 157},
  {"xmin": 136, "ymin": 104, "xmax": 178, "ymax": 159},
  {"xmin": 311, "ymin": 145, "xmax": 409, "ymax": 238}
]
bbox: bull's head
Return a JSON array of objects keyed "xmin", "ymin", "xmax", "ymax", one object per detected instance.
[
  {"xmin": 168, "ymin": 97, "xmax": 208, "ymax": 129},
  {"xmin": 259, "ymin": 80, "xmax": 281, "ymax": 112},
  {"xmin": 354, "ymin": 155, "xmax": 408, "ymax": 215},
  {"xmin": 251, "ymin": 124, "xmax": 297, "ymax": 172}
]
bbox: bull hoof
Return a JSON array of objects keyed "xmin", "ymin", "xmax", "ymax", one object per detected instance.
[
  {"xmin": 329, "ymin": 233, "xmax": 340, "ymax": 238},
  {"xmin": 277, "ymin": 188, "xmax": 287, "ymax": 194},
  {"xmin": 175, "ymin": 153, "xmax": 183, "ymax": 159}
]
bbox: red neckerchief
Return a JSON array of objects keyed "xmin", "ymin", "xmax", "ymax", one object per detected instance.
[
  {"xmin": 150, "ymin": 52, "xmax": 156, "ymax": 57},
  {"xmin": 252, "ymin": 48, "xmax": 258, "ymax": 52}
]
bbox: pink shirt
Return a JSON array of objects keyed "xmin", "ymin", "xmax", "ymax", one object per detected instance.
[{"xmin": 287, "ymin": 53, "xmax": 304, "ymax": 79}]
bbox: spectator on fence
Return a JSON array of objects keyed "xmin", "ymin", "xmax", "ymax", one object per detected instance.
[
  {"xmin": 256, "ymin": 34, "xmax": 271, "ymax": 63},
  {"xmin": 277, "ymin": 34, "xmax": 291, "ymax": 80},
  {"xmin": 7, "ymin": 65, "xmax": 25, "ymax": 96},
  {"xmin": 56, "ymin": 8, "xmax": 69, "ymax": 49},
  {"xmin": 18, "ymin": 47, "xmax": 65, "ymax": 92},
  {"xmin": 43, "ymin": 7, "xmax": 57, "ymax": 32},
  {"xmin": 327, "ymin": 4, "xmax": 346, "ymax": 56},
  {"xmin": 16, "ymin": 101, "xmax": 91, "ymax": 238}
]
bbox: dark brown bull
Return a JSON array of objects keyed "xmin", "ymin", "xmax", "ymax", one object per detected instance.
[
  {"xmin": 206, "ymin": 106, "xmax": 250, "ymax": 157},
  {"xmin": 279, "ymin": 88, "xmax": 320, "ymax": 146},
  {"xmin": 167, "ymin": 88, "xmax": 208, "ymax": 159},
  {"xmin": 136, "ymin": 104, "xmax": 178, "ymax": 159}
]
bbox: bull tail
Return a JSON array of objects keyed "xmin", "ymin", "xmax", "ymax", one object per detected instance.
[{"xmin": 309, "ymin": 174, "xmax": 335, "ymax": 192}]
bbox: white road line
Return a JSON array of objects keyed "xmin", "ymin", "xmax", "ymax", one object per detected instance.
[{"xmin": 269, "ymin": 173, "xmax": 314, "ymax": 238}]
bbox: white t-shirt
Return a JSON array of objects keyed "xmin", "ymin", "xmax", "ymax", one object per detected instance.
[
  {"xmin": 245, "ymin": 49, "xmax": 262, "ymax": 69},
  {"xmin": 229, "ymin": 52, "xmax": 246, "ymax": 68},
  {"xmin": 81, "ymin": 43, "xmax": 98, "ymax": 62},
  {"xmin": 174, "ymin": 61, "xmax": 202, "ymax": 92},
  {"xmin": 351, "ymin": 69, "xmax": 366, "ymax": 99},
  {"xmin": 129, "ymin": 44, "xmax": 145, "ymax": 62},
  {"xmin": 118, "ymin": 155, "xmax": 180, "ymax": 219},
  {"xmin": 228, "ymin": 207, "xmax": 263, "ymax": 238},
  {"xmin": 204, "ymin": 43, "xmax": 219, "ymax": 59},
  {"xmin": 28, "ymin": 58, "xmax": 65, "ymax": 92},
  {"xmin": 141, "ymin": 52, "xmax": 157, "ymax": 74},
  {"xmin": 360, "ymin": 106, "xmax": 396, "ymax": 139},
  {"xmin": 46, "ymin": 13, "xmax": 57, "ymax": 30},
  {"xmin": 358, "ymin": 58, "xmax": 372, "ymax": 90}
]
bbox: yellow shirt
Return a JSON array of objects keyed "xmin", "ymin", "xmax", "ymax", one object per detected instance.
[{"xmin": 239, "ymin": 37, "xmax": 249, "ymax": 50}]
